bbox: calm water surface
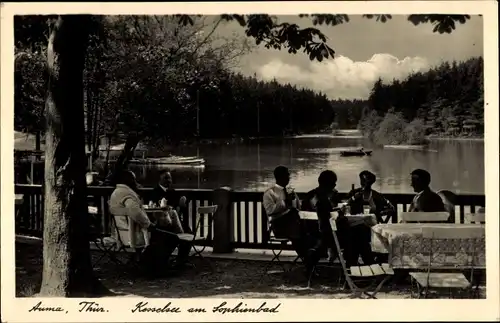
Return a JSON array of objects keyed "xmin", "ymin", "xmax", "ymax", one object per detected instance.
[{"xmin": 129, "ymin": 137, "xmax": 484, "ymax": 195}]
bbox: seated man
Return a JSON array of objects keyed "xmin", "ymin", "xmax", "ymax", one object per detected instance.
[
  {"xmin": 301, "ymin": 170, "xmax": 344, "ymax": 271},
  {"xmin": 263, "ymin": 166, "xmax": 310, "ymax": 260},
  {"xmin": 109, "ymin": 170, "xmax": 190, "ymax": 277},
  {"xmin": 409, "ymin": 169, "xmax": 446, "ymax": 213},
  {"xmin": 151, "ymin": 170, "xmax": 191, "ymax": 233}
]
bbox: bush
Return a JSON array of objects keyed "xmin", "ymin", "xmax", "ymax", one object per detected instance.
[
  {"xmin": 373, "ymin": 110, "xmax": 407, "ymax": 145},
  {"xmin": 403, "ymin": 118, "xmax": 427, "ymax": 145},
  {"xmin": 358, "ymin": 109, "xmax": 382, "ymax": 140}
]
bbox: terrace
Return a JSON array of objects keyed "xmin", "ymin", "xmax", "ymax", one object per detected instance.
[{"xmin": 15, "ymin": 184, "xmax": 486, "ymax": 298}]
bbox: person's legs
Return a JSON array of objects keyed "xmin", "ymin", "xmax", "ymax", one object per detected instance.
[
  {"xmin": 335, "ymin": 220, "xmax": 358, "ymax": 267},
  {"xmin": 357, "ymin": 225, "xmax": 374, "ymax": 265},
  {"xmin": 147, "ymin": 228, "xmax": 182, "ymax": 273},
  {"xmin": 348, "ymin": 225, "xmax": 374, "ymax": 265},
  {"xmin": 271, "ymin": 215, "xmax": 307, "ymax": 258}
]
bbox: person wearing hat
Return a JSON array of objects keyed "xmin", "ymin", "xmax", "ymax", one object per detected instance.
[
  {"xmin": 345, "ymin": 170, "xmax": 395, "ymax": 266},
  {"xmin": 347, "ymin": 170, "xmax": 395, "ymax": 224}
]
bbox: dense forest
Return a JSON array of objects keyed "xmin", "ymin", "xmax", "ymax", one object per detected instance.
[
  {"xmin": 14, "ymin": 15, "xmax": 344, "ymax": 156},
  {"xmin": 359, "ymin": 57, "xmax": 484, "ymax": 145},
  {"xmin": 15, "ymin": 16, "xmax": 483, "ymax": 157}
]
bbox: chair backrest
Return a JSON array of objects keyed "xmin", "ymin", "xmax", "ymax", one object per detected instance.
[
  {"xmin": 465, "ymin": 213, "xmax": 485, "ymax": 224},
  {"xmin": 194, "ymin": 205, "xmax": 218, "ymax": 239},
  {"xmin": 197, "ymin": 205, "xmax": 218, "ymax": 215},
  {"xmin": 399, "ymin": 212, "xmax": 449, "ymax": 223},
  {"xmin": 331, "ymin": 229, "xmax": 357, "ymax": 291}
]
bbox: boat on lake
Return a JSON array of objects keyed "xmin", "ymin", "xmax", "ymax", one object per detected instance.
[
  {"xmin": 340, "ymin": 149, "xmax": 372, "ymax": 157},
  {"xmin": 129, "ymin": 155, "xmax": 205, "ymax": 166}
]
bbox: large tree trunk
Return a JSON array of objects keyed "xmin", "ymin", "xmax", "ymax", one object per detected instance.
[{"xmin": 40, "ymin": 15, "xmax": 110, "ymax": 297}]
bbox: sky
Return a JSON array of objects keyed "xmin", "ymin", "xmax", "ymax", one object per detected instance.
[{"xmin": 213, "ymin": 15, "xmax": 483, "ymax": 100}]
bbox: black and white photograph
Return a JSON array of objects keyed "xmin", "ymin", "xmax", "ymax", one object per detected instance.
[{"xmin": 1, "ymin": 1, "xmax": 499, "ymax": 322}]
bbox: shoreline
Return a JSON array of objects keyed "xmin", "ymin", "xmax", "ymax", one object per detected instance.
[{"xmin": 426, "ymin": 136, "xmax": 484, "ymax": 141}]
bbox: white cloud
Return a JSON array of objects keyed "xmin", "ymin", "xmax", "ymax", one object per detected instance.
[{"xmin": 256, "ymin": 53, "xmax": 430, "ymax": 100}]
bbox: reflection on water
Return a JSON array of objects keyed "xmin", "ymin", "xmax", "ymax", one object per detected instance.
[{"xmin": 129, "ymin": 137, "xmax": 484, "ymax": 194}]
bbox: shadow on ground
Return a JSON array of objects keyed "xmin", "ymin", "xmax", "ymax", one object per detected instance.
[{"xmin": 15, "ymin": 242, "xmax": 483, "ymax": 299}]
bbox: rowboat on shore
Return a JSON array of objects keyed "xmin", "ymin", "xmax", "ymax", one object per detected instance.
[{"xmin": 340, "ymin": 149, "xmax": 372, "ymax": 157}]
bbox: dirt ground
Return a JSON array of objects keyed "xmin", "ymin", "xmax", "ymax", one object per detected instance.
[{"xmin": 15, "ymin": 242, "xmax": 484, "ymax": 299}]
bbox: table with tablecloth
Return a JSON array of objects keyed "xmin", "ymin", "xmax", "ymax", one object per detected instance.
[{"xmin": 371, "ymin": 223, "xmax": 486, "ymax": 269}]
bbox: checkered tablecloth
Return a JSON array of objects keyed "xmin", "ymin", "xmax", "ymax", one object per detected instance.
[{"xmin": 371, "ymin": 224, "xmax": 486, "ymax": 269}]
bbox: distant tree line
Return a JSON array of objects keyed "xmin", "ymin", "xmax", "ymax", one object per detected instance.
[
  {"xmin": 14, "ymin": 15, "xmax": 360, "ymax": 153},
  {"xmin": 12, "ymin": 13, "xmax": 475, "ymax": 298},
  {"xmin": 359, "ymin": 56, "xmax": 484, "ymax": 144}
]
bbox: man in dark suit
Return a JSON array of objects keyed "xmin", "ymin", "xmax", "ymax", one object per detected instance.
[
  {"xmin": 409, "ymin": 169, "xmax": 446, "ymax": 212},
  {"xmin": 151, "ymin": 170, "xmax": 192, "ymax": 233}
]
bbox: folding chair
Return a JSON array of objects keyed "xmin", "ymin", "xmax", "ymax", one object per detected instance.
[
  {"xmin": 261, "ymin": 213, "xmax": 302, "ymax": 278},
  {"xmin": 399, "ymin": 212, "xmax": 450, "ymax": 223},
  {"xmin": 262, "ymin": 233, "xmax": 302, "ymax": 277},
  {"xmin": 175, "ymin": 205, "xmax": 218, "ymax": 269},
  {"xmin": 409, "ymin": 227, "xmax": 484, "ymax": 299},
  {"xmin": 92, "ymin": 210, "xmax": 149, "ymax": 276},
  {"xmin": 331, "ymin": 218, "xmax": 394, "ymax": 299}
]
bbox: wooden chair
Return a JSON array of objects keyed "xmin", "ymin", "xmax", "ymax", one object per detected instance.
[
  {"xmin": 90, "ymin": 211, "xmax": 146, "ymax": 276},
  {"xmin": 261, "ymin": 214, "xmax": 302, "ymax": 278},
  {"xmin": 331, "ymin": 218, "xmax": 394, "ymax": 298},
  {"xmin": 465, "ymin": 213, "xmax": 485, "ymax": 224},
  {"xmin": 409, "ymin": 227, "xmax": 485, "ymax": 298},
  {"xmin": 399, "ymin": 212, "xmax": 450, "ymax": 223}
]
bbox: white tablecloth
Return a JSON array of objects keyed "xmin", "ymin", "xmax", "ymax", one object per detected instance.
[{"xmin": 371, "ymin": 223, "xmax": 486, "ymax": 269}]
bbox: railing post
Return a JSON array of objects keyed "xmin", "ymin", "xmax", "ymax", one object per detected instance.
[{"xmin": 212, "ymin": 186, "xmax": 234, "ymax": 254}]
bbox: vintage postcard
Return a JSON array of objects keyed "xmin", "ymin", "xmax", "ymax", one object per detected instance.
[{"xmin": 1, "ymin": 1, "xmax": 499, "ymax": 322}]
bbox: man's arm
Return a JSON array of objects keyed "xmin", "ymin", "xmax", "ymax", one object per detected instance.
[
  {"xmin": 124, "ymin": 197, "xmax": 152, "ymax": 229},
  {"xmin": 263, "ymin": 190, "xmax": 287, "ymax": 216}
]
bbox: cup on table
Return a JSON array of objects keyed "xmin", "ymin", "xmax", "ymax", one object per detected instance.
[{"xmin": 363, "ymin": 205, "xmax": 371, "ymax": 215}]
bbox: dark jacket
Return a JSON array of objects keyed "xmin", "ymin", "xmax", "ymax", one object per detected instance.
[
  {"xmin": 347, "ymin": 188, "xmax": 395, "ymax": 223},
  {"xmin": 150, "ymin": 185, "xmax": 182, "ymax": 208},
  {"xmin": 301, "ymin": 187, "xmax": 342, "ymax": 249},
  {"xmin": 301, "ymin": 187, "xmax": 340, "ymax": 212},
  {"xmin": 409, "ymin": 187, "xmax": 446, "ymax": 212}
]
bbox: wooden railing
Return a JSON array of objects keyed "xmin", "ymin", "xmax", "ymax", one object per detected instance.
[{"xmin": 15, "ymin": 184, "xmax": 485, "ymax": 251}]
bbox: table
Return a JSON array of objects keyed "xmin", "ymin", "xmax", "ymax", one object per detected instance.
[
  {"xmin": 299, "ymin": 211, "xmax": 378, "ymax": 229},
  {"xmin": 371, "ymin": 223, "xmax": 486, "ymax": 269}
]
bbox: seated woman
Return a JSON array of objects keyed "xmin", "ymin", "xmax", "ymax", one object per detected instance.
[
  {"xmin": 344, "ymin": 170, "xmax": 395, "ymax": 266},
  {"xmin": 108, "ymin": 170, "xmax": 190, "ymax": 277},
  {"xmin": 347, "ymin": 170, "xmax": 395, "ymax": 223}
]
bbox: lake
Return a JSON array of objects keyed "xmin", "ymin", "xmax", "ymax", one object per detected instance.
[{"xmin": 128, "ymin": 136, "xmax": 484, "ymax": 195}]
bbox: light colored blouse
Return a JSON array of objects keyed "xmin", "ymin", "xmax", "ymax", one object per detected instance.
[{"xmin": 108, "ymin": 184, "xmax": 151, "ymax": 249}]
